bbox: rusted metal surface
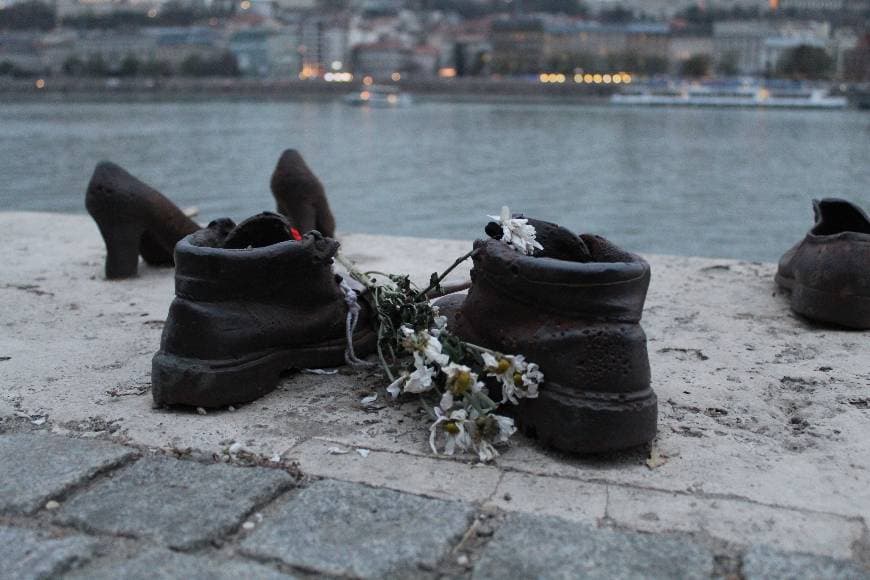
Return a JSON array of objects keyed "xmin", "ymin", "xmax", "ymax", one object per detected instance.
[
  {"xmin": 776, "ymin": 198, "xmax": 870, "ymax": 329},
  {"xmin": 85, "ymin": 161, "xmax": 199, "ymax": 279},
  {"xmin": 152, "ymin": 212, "xmax": 376, "ymax": 408},
  {"xmin": 439, "ymin": 234, "xmax": 658, "ymax": 454}
]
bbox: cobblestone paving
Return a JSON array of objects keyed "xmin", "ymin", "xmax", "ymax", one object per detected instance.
[{"xmin": 1, "ymin": 431, "xmax": 868, "ymax": 579}]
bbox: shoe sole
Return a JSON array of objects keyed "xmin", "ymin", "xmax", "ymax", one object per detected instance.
[
  {"xmin": 516, "ymin": 384, "xmax": 658, "ymax": 454},
  {"xmin": 776, "ymin": 273, "xmax": 870, "ymax": 329},
  {"xmin": 152, "ymin": 328, "xmax": 378, "ymax": 408}
]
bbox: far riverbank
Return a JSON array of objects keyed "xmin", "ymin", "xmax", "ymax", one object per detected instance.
[{"xmin": 0, "ymin": 77, "xmax": 615, "ymax": 105}]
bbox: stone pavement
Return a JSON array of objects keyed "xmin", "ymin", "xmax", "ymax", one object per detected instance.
[
  {"xmin": 2, "ymin": 430, "xmax": 868, "ymax": 579},
  {"xmin": 3, "ymin": 212, "xmax": 870, "ymax": 578}
]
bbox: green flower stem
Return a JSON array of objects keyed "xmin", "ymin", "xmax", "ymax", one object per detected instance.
[
  {"xmin": 416, "ymin": 248, "xmax": 479, "ymax": 299},
  {"xmin": 461, "ymin": 341, "xmax": 500, "ymax": 357},
  {"xmin": 335, "ymin": 251, "xmax": 377, "ymax": 289}
]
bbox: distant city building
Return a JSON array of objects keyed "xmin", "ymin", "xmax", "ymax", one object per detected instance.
[
  {"xmin": 352, "ymin": 41, "xmax": 410, "ymax": 76},
  {"xmin": 713, "ymin": 20, "xmax": 831, "ymax": 75},
  {"xmin": 491, "ymin": 16, "xmax": 670, "ymax": 74},
  {"xmin": 581, "ymin": 0, "xmax": 769, "ymax": 19},
  {"xmin": 151, "ymin": 27, "xmax": 224, "ymax": 67},
  {"xmin": 54, "ymin": 0, "xmax": 161, "ymax": 19},
  {"xmin": 226, "ymin": 27, "xmax": 301, "ymax": 78},
  {"xmin": 297, "ymin": 16, "xmax": 350, "ymax": 75}
]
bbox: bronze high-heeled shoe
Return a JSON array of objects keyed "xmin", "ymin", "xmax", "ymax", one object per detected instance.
[
  {"xmin": 85, "ymin": 162, "xmax": 199, "ymax": 279},
  {"xmin": 270, "ymin": 150, "xmax": 336, "ymax": 238}
]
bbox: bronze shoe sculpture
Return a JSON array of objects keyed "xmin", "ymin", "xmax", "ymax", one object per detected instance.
[
  {"xmin": 437, "ymin": 225, "xmax": 657, "ymax": 454},
  {"xmin": 270, "ymin": 149, "xmax": 336, "ymax": 238},
  {"xmin": 85, "ymin": 162, "xmax": 199, "ymax": 279},
  {"xmin": 152, "ymin": 212, "xmax": 376, "ymax": 408},
  {"xmin": 776, "ymin": 198, "xmax": 870, "ymax": 329}
]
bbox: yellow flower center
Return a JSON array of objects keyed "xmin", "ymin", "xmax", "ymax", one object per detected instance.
[
  {"xmin": 496, "ymin": 359, "xmax": 511, "ymax": 374},
  {"xmin": 443, "ymin": 421, "xmax": 460, "ymax": 435},
  {"xmin": 513, "ymin": 372, "xmax": 524, "ymax": 387},
  {"xmin": 450, "ymin": 371, "xmax": 473, "ymax": 395}
]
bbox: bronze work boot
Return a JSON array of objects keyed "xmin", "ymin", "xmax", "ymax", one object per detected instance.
[
  {"xmin": 85, "ymin": 162, "xmax": 199, "ymax": 279},
  {"xmin": 152, "ymin": 212, "xmax": 376, "ymax": 408},
  {"xmin": 437, "ymin": 233, "xmax": 657, "ymax": 454},
  {"xmin": 270, "ymin": 150, "xmax": 336, "ymax": 238},
  {"xmin": 776, "ymin": 198, "xmax": 870, "ymax": 329}
]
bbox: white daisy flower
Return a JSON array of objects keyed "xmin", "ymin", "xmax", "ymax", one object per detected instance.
[
  {"xmin": 386, "ymin": 352, "xmax": 438, "ymax": 397},
  {"xmin": 404, "ymin": 352, "xmax": 437, "ymax": 394},
  {"xmin": 482, "ymin": 352, "xmax": 541, "ymax": 404},
  {"xmin": 386, "ymin": 372, "xmax": 408, "ymax": 399},
  {"xmin": 487, "ymin": 206, "xmax": 543, "ymax": 256},
  {"xmin": 400, "ymin": 325, "xmax": 450, "ymax": 366},
  {"xmin": 429, "ymin": 407, "xmax": 472, "ymax": 455},
  {"xmin": 442, "ymin": 362, "xmax": 484, "ymax": 398},
  {"xmin": 492, "ymin": 414, "xmax": 517, "ymax": 444}
]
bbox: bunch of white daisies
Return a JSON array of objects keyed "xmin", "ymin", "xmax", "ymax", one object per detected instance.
[{"xmin": 340, "ymin": 207, "xmax": 545, "ymax": 462}]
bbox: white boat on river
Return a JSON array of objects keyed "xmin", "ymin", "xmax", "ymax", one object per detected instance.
[
  {"xmin": 343, "ymin": 85, "xmax": 413, "ymax": 107},
  {"xmin": 611, "ymin": 83, "xmax": 847, "ymax": 109}
]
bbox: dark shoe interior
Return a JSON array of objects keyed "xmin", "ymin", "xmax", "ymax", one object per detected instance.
[
  {"xmin": 813, "ymin": 200, "xmax": 870, "ymax": 235},
  {"xmin": 222, "ymin": 213, "xmax": 293, "ymax": 249}
]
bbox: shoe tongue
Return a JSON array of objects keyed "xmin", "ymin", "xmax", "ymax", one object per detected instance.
[
  {"xmin": 485, "ymin": 215, "xmax": 592, "ymax": 262},
  {"xmin": 221, "ymin": 212, "xmax": 295, "ymax": 249}
]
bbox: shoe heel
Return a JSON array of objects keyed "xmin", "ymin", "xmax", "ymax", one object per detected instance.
[
  {"xmin": 95, "ymin": 221, "xmax": 144, "ymax": 279},
  {"xmin": 790, "ymin": 284, "xmax": 870, "ymax": 329}
]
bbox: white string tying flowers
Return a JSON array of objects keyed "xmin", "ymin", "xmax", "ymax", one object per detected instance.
[{"xmin": 336, "ymin": 207, "xmax": 545, "ymax": 462}]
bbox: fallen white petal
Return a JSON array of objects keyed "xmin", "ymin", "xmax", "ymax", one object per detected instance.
[
  {"xmin": 228, "ymin": 442, "xmax": 243, "ymax": 454},
  {"xmin": 356, "ymin": 448, "xmax": 371, "ymax": 458},
  {"xmin": 360, "ymin": 393, "xmax": 378, "ymax": 405},
  {"xmin": 326, "ymin": 446, "xmax": 351, "ymax": 455},
  {"xmin": 302, "ymin": 368, "xmax": 339, "ymax": 375}
]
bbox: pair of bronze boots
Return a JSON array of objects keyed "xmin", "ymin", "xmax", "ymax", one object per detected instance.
[{"xmin": 163, "ymin": 215, "xmax": 657, "ymax": 455}]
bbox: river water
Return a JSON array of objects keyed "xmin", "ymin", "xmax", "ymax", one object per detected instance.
[{"xmin": 2, "ymin": 99, "xmax": 868, "ymax": 261}]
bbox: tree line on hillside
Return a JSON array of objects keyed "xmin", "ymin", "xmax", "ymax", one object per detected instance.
[{"xmin": 678, "ymin": 45, "xmax": 834, "ymax": 80}]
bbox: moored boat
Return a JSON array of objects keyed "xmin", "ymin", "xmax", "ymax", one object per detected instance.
[
  {"xmin": 343, "ymin": 85, "xmax": 413, "ymax": 107},
  {"xmin": 611, "ymin": 82, "xmax": 847, "ymax": 109}
]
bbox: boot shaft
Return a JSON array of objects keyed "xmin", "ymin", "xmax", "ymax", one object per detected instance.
[{"xmin": 455, "ymin": 238, "xmax": 651, "ymax": 395}]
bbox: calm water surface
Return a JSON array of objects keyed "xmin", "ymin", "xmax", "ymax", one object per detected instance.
[{"xmin": 2, "ymin": 99, "xmax": 868, "ymax": 261}]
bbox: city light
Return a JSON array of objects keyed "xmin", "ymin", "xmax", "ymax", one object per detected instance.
[
  {"xmin": 323, "ymin": 72, "xmax": 353, "ymax": 82},
  {"xmin": 359, "ymin": 90, "xmax": 370, "ymax": 101},
  {"xmin": 387, "ymin": 94, "xmax": 398, "ymax": 104},
  {"xmin": 298, "ymin": 65, "xmax": 318, "ymax": 80},
  {"xmin": 240, "ymin": 0, "xmax": 251, "ymax": 9},
  {"xmin": 438, "ymin": 67, "xmax": 457, "ymax": 78},
  {"xmin": 147, "ymin": 8, "xmax": 157, "ymax": 17},
  {"xmin": 390, "ymin": 72, "xmax": 401, "ymax": 82},
  {"xmin": 362, "ymin": 76, "xmax": 374, "ymax": 86},
  {"xmin": 593, "ymin": 74, "xmax": 602, "ymax": 83},
  {"xmin": 574, "ymin": 73, "xmax": 583, "ymax": 83},
  {"xmin": 539, "ymin": 73, "xmax": 566, "ymax": 84},
  {"xmin": 331, "ymin": 61, "xmax": 342, "ymax": 71},
  {"xmin": 603, "ymin": 74, "xmax": 612, "ymax": 83},
  {"xmin": 584, "ymin": 74, "xmax": 593, "ymax": 83},
  {"xmin": 35, "ymin": 79, "xmax": 45, "ymax": 89}
]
